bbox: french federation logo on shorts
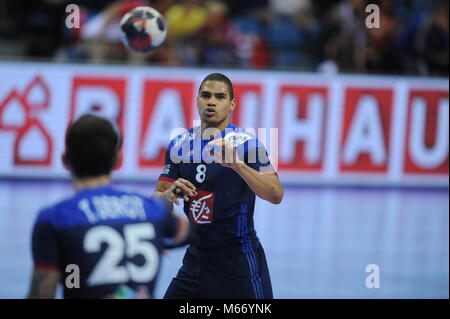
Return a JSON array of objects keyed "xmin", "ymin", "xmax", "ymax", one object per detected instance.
[{"xmin": 188, "ymin": 190, "xmax": 215, "ymax": 224}]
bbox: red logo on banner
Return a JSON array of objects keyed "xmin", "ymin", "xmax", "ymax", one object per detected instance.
[
  {"xmin": 70, "ymin": 77, "xmax": 126, "ymax": 169},
  {"xmin": 139, "ymin": 80, "xmax": 194, "ymax": 168},
  {"xmin": 277, "ymin": 85, "xmax": 328, "ymax": 171},
  {"xmin": 0, "ymin": 75, "xmax": 53, "ymax": 166},
  {"xmin": 404, "ymin": 89, "xmax": 448, "ymax": 174},
  {"xmin": 23, "ymin": 76, "xmax": 50, "ymax": 111},
  {"xmin": 340, "ymin": 87, "xmax": 393, "ymax": 173},
  {"xmin": 188, "ymin": 190, "xmax": 215, "ymax": 224},
  {"xmin": 0, "ymin": 90, "xmax": 28, "ymax": 131}
]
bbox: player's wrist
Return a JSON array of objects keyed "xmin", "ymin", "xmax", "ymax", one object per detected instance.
[{"xmin": 231, "ymin": 161, "xmax": 246, "ymax": 173}]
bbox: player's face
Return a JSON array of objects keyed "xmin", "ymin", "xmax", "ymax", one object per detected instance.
[{"xmin": 197, "ymin": 80, "xmax": 235, "ymax": 130}]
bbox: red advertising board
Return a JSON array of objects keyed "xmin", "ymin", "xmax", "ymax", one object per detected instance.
[{"xmin": 0, "ymin": 62, "xmax": 447, "ymax": 186}]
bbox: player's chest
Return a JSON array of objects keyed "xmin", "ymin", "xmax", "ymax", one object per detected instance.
[{"xmin": 178, "ymin": 162, "xmax": 239, "ymax": 187}]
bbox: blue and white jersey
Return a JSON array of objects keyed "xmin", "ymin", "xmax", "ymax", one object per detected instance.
[
  {"xmin": 158, "ymin": 123, "xmax": 275, "ymax": 254},
  {"xmin": 31, "ymin": 185, "xmax": 179, "ymax": 298}
]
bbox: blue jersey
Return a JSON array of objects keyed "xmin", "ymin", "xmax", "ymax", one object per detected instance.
[
  {"xmin": 159, "ymin": 123, "xmax": 275, "ymax": 253},
  {"xmin": 31, "ymin": 185, "xmax": 179, "ymax": 299}
]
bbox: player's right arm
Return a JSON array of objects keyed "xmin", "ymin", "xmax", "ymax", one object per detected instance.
[
  {"xmin": 155, "ymin": 195, "xmax": 190, "ymax": 249},
  {"xmin": 152, "ymin": 141, "xmax": 197, "ymax": 205},
  {"xmin": 154, "ymin": 178, "xmax": 197, "ymax": 206}
]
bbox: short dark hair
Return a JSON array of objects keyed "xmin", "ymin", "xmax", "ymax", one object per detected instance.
[
  {"xmin": 65, "ymin": 114, "xmax": 120, "ymax": 178},
  {"xmin": 199, "ymin": 73, "xmax": 234, "ymax": 100}
]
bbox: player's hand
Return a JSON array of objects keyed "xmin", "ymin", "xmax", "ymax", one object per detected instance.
[
  {"xmin": 207, "ymin": 138, "xmax": 243, "ymax": 169},
  {"xmin": 163, "ymin": 178, "xmax": 197, "ymax": 205}
]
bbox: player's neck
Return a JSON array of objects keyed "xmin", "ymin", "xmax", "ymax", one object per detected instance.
[
  {"xmin": 72, "ymin": 175, "xmax": 111, "ymax": 191},
  {"xmin": 201, "ymin": 118, "xmax": 230, "ymax": 135}
]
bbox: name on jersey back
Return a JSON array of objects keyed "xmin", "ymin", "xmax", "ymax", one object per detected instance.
[{"xmin": 78, "ymin": 195, "xmax": 147, "ymax": 224}]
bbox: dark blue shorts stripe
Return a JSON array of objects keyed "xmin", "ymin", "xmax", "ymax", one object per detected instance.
[
  {"xmin": 239, "ymin": 205, "xmax": 264, "ymax": 298},
  {"xmin": 245, "ymin": 239, "xmax": 263, "ymax": 298}
]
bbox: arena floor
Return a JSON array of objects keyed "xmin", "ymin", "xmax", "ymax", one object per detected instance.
[{"xmin": 0, "ymin": 180, "xmax": 448, "ymax": 299}]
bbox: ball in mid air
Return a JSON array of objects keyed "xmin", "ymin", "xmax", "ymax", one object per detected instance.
[{"xmin": 120, "ymin": 6, "xmax": 167, "ymax": 53}]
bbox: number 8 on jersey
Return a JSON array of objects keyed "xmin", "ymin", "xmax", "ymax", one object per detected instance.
[{"xmin": 195, "ymin": 164, "xmax": 206, "ymax": 183}]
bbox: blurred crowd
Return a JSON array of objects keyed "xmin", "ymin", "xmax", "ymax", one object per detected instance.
[{"xmin": 0, "ymin": 0, "xmax": 448, "ymax": 76}]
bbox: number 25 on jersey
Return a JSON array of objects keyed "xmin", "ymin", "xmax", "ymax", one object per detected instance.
[{"xmin": 83, "ymin": 223, "xmax": 159, "ymax": 286}]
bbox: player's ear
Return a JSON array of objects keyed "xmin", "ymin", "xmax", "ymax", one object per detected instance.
[
  {"xmin": 112, "ymin": 151, "xmax": 122, "ymax": 170},
  {"xmin": 61, "ymin": 153, "xmax": 70, "ymax": 170},
  {"xmin": 229, "ymin": 98, "xmax": 236, "ymax": 113},
  {"xmin": 196, "ymin": 95, "xmax": 202, "ymax": 111}
]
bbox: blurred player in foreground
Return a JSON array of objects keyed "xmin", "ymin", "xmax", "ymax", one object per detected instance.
[
  {"xmin": 154, "ymin": 73, "xmax": 284, "ymax": 298},
  {"xmin": 28, "ymin": 114, "xmax": 188, "ymax": 299}
]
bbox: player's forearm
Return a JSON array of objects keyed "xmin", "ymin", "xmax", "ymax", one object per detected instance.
[
  {"xmin": 27, "ymin": 269, "xmax": 59, "ymax": 299},
  {"xmin": 153, "ymin": 190, "xmax": 165, "ymax": 198},
  {"xmin": 233, "ymin": 162, "xmax": 284, "ymax": 204},
  {"xmin": 152, "ymin": 191, "xmax": 175, "ymax": 212}
]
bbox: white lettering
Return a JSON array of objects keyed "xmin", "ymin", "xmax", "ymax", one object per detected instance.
[
  {"xmin": 365, "ymin": 4, "xmax": 380, "ymax": 29},
  {"xmin": 365, "ymin": 264, "xmax": 381, "ymax": 288},
  {"xmin": 239, "ymin": 92, "xmax": 259, "ymax": 129},
  {"xmin": 65, "ymin": 4, "xmax": 80, "ymax": 29},
  {"xmin": 88, "ymin": 195, "xmax": 146, "ymax": 222},
  {"xmin": 343, "ymin": 95, "xmax": 386, "ymax": 165},
  {"xmin": 65, "ymin": 264, "xmax": 80, "ymax": 289},
  {"xmin": 409, "ymin": 97, "xmax": 449, "ymax": 168},
  {"xmin": 280, "ymin": 93, "xmax": 324, "ymax": 164},
  {"xmin": 142, "ymin": 89, "xmax": 186, "ymax": 160},
  {"xmin": 75, "ymin": 87, "xmax": 120, "ymax": 121}
]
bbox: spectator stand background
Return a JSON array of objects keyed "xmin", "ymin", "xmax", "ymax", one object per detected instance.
[{"xmin": 0, "ymin": 0, "xmax": 448, "ymax": 76}]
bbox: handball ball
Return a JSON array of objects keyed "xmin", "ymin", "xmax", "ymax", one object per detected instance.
[{"xmin": 120, "ymin": 6, "xmax": 167, "ymax": 53}]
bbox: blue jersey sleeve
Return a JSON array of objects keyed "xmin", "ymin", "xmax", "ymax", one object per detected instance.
[
  {"xmin": 224, "ymin": 128, "xmax": 276, "ymax": 174},
  {"xmin": 244, "ymin": 139, "xmax": 276, "ymax": 174},
  {"xmin": 31, "ymin": 208, "xmax": 61, "ymax": 271},
  {"xmin": 152, "ymin": 197, "xmax": 180, "ymax": 238},
  {"xmin": 165, "ymin": 212, "xmax": 180, "ymax": 239},
  {"xmin": 158, "ymin": 142, "xmax": 180, "ymax": 183}
]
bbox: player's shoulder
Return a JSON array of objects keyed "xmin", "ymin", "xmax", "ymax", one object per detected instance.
[
  {"xmin": 35, "ymin": 205, "xmax": 57, "ymax": 226},
  {"xmin": 167, "ymin": 126, "xmax": 198, "ymax": 150},
  {"xmin": 112, "ymin": 188, "xmax": 169, "ymax": 220},
  {"xmin": 122, "ymin": 189, "xmax": 162, "ymax": 207},
  {"xmin": 99, "ymin": 187, "xmax": 167, "ymax": 214},
  {"xmin": 80, "ymin": 186, "xmax": 170, "ymax": 222},
  {"xmin": 34, "ymin": 195, "xmax": 75, "ymax": 227},
  {"xmin": 223, "ymin": 124, "xmax": 260, "ymax": 148}
]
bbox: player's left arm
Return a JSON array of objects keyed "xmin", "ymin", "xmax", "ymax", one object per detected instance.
[
  {"xmin": 208, "ymin": 138, "xmax": 284, "ymax": 204},
  {"xmin": 28, "ymin": 213, "xmax": 61, "ymax": 299},
  {"xmin": 28, "ymin": 268, "xmax": 60, "ymax": 299},
  {"xmin": 235, "ymin": 164, "xmax": 283, "ymax": 204}
]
